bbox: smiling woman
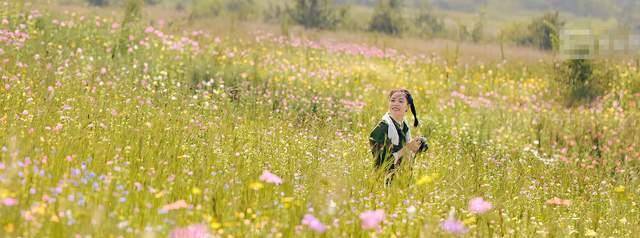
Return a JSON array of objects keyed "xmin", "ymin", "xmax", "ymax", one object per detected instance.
[{"xmin": 369, "ymin": 89, "xmax": 427, "ymax": 185}]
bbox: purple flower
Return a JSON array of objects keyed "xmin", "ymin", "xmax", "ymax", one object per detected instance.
[
  {"xmin": 440, "ymin": 217, "xmax": 468, "ymax": 235},
  {"xmin": 468, "ymin": 197, "xmax": 493, "ymax": 214},
  {"xmin": 301, "ymin": 214, "xmax": 327, "ymax": 233},
  {"xmin": 359, "ymin": 209, "xmax": 385, "ymax": 231},
  {"xmin": 170, "ymin": 224, "xmax": 210, "ymax": 238},
  {"xmin": 259, "ymin": 170, "xmax": 283, "ymax": 185}
]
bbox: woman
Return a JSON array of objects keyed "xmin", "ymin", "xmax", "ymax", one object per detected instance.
[{"xmin": 369, "ymin": 89, "xmax": 426, "ymax": 184}]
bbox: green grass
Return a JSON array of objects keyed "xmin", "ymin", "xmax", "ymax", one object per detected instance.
[{"xmin": 1, "ymin": 2, "xmax": 639, "ymax": 237}]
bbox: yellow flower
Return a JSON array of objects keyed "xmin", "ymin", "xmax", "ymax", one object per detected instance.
[
  {"xmin": 249, "ymin": 182, "xmax": 264, "ymax": 191},
  {"xmin": 50, "ymin": 214, "xmax": 60, "ymax": 222},
  {"xmin": 282, "ymin": 197, "xmax": 295, "ymax": 208},
  {"xmin": 281, "ymin": 197, "xmax": 294, "ymax": 203},
  {"xmin": 416, "ymin": 175, "xmax": 433, "ymax": 185},
  {"xmin": 614, "ymin": 185, "xmax": 625, "ymax": 193},
  {"xmin": 211, "ymin": 221, "xmax": 222, "ymax": 229},
  {"xmin": 416, "ymin": 173, "xmax": 439, "ymax": 186},
  {"xmin": 33, "ymin": 204, "xmax": 46, "ymax": 215},
  {"xmin": 463, "ymin": 216, "xmax": 476, "ymax": 225},
  {"xmin": 0, "ymin": 188, "xmax": 10, "ymax": 197},
  {"xmin": 585, "ymin": 229, "xmax": 597, "ymax": 237},
  {"xmin": 192, "ymin": 187, "xmax": 202, "ymax": 195},
  {"xmin": 154, "ymin": 191, "xmax": 165, "ymax": 198},
  {"xmin": 4, "ymin": 223, "xmax": 14, "ymax": 233}
]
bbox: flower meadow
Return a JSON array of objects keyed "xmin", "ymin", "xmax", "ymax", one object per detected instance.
[{"xmin": 1, "ymin": 2, "xmax": 640, "ymax": 237}]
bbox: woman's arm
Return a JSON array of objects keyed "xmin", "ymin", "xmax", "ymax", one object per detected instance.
[
  {"xmin": 392, "ymin": 139, "xmax": 422, "ymax": 165},
  {"xmin": 369, "ymin": 121, "xmax": 390, "ymax": 169}
]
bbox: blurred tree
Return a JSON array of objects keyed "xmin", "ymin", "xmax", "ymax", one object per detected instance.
[
  {"xmin": 289, "ymin": 0, "xmax": 347, "ymax": 30},
  {"xmin": 368, "ymin": 0, "xmax": 405, "ymax": 35},
  {"xmin": 225, "ymin": 0, "xmax": 257, "ymax": 21},
  {"xmin": 470, "ymin": 10, "xmax": 485, "ymax": 43},
  {"xmin": 413, "ymin": 2, "xmax": 445, "ymax": 38},
  {"xmin": 503, "ymin": 11, "xmax": 564, "ymax": 51},
  {"xmin": 263, "ymin": 2, "xmax": 286, "ymax": 23},
  {"xmin": 528, "ymin": 11, "xmax": 564, "ymax": 51},
  {"xmin": 87, "ymin": 0, "xmax": 108, "ymax": 7}
]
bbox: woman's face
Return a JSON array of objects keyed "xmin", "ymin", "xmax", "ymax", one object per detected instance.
[{"xmin": 388, "ymin": 91, "xmax": 408, "ymax": 119}]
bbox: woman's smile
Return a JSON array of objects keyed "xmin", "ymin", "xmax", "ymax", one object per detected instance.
[{"xmin": 389, "ymin": 91, "xmax": 408, "ymax": 121}]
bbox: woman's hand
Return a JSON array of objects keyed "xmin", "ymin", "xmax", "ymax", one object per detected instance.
[
  {"xmin": 393, "ymin": 138, "xmax": 422, "ymax": 166},
  {"xmin": 406, "ymin": 138, "xmax": 423, "ymax": 153}
]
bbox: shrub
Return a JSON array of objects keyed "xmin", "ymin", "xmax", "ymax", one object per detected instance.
[
  {"xmin": 368, "ymin": 0, "xmax": 405, "ymax": 36},
  {"xmin": 288, "ymin": 0, "xmax": 347, "ymax": 30},
  {"xmin": 554, "ymin": 59, "xmax": 613, "ymax": 106},
  {"xmin": 263, "ymin": 2, "xmax": 286, "ymax": 23},
  {"xmin": 413, "ymin": 6, "xmax": 445, "ymax": 38},
  {"xmin": 225, "ymin": 0, "xmax": 257, "ymax": 21},
  {"xmin": 470, "ymin": 11, "xmax": 485, "ymax": 43},
  {"xmin": 501, "ymin": 21, "xmax": 531, "ymax": 46},
  {"xmin": 502, "ymin": 12, "xmax": 564, "ymax": 51},
  {"xmin": 528, "ymin": 11, "xmax": 564, "ymax": 51}
]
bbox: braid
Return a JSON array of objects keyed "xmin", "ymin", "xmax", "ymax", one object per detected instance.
[{"xmin": 405, "ymin": 92, "xmax": 419, "ymax": 127}]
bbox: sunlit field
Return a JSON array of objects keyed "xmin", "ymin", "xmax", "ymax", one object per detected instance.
[{"xmin": 1, "ymin": 1, "xmax": 640, "ymax": 237}]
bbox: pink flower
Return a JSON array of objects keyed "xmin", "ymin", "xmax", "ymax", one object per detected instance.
[
  {"xmin": 440, "ymin": 217, "xmax": 468, "ymax": 235},
  {"xmin": 2, "ymin": 197, "xmax": 17, "ymax": 206},
  {"xmin": 468, "ymin": 197, "xmax": 493, "ymax": 214},
  {"xmin": 259, "ymin": 170, "xmax": 282, "ymax": 185},
  {"xmin": 301, "ymin": 214, "xmax": 326, "ymax": 233},
  {"xmin": 359, "ymin": 209, "xmax": 385, "ymax": 231},
  {"xmin": 170, "ymin": 224, "xmax": 211, "ymax": 238}
]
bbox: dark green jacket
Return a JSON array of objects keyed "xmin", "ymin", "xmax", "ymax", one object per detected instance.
[{"xmin": 369, "ymin": 117, "xmax": 409, "ymax": 171}]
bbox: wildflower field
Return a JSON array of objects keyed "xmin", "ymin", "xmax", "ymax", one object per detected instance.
[{"xmin": 1, "ymin": 2, "xmax": 640, "ymax": 237}]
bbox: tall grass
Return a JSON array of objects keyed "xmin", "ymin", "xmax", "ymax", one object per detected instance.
[{"xmin": 0, "ymin": 2, "xmax": 639, "ymax": 237}]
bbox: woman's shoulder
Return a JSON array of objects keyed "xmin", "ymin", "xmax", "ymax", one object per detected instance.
[
  {"xmin": 373, "ymin": 120, "xmax": 389, "ymax": 130},
  {"xmin": 370, "ymin": 120, "xmax": 389, "ymax": 139}
]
